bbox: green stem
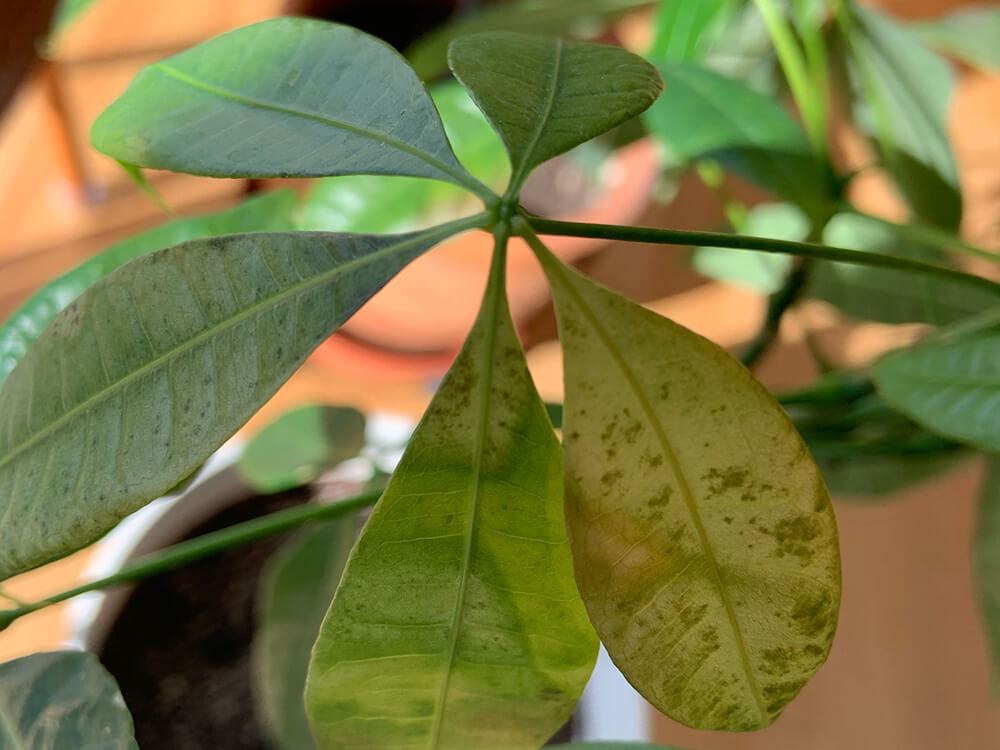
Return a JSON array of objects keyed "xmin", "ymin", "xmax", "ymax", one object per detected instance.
[
  {"xmin": 849, "ymin": 208, "xmax": 1000, "ymax": 268},
  {"xmin": 752, "ymin": 0, "xmax": 824, "ymax": 152},
  {"xmin": 0, "ymin": 489, "xmax": 382, "ymax": 632},
  {"xmin": 740, "ymin": 261, "xmax": 811, "ymax": 368},
  {"xmin": 526, "ymin": 216, "xmax": 1000, "ymax": 298}
]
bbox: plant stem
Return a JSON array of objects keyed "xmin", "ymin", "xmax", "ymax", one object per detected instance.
[
  {"xmin": 752, "ymin": 0, "xmax": 825, "ymax": 153},
  {"xmin": 0, "ymin": 489, "xmax": 382, "ymax": 632},
  {"xmin": 740, "ymin": 261, "xmax": 811, "ymax": 368},
  {"xmin": 526, "ymin": 216, "xmax": 1000, "ymax": 298},
  {"xmin": 848, "ymin": 208, "xmax": 1000, "ymax": 268}
]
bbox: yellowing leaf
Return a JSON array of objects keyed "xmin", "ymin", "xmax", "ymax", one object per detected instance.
[
  {"xmin": 305, "ymin": 237, "xmax": 598, "ymax": 749},
  {"xmin": 531, "ymin": 238, "xmax": 841, "ymax": 731}
]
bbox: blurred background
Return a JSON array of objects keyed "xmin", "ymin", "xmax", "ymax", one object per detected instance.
[{"xmin": 0, "ymin": 1, "xmax": 999, "ymax": 748}]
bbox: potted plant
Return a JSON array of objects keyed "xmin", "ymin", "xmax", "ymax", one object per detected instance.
[{"xmin": 1, "ymin": 2, "xmax": 999, "ymax": 749}]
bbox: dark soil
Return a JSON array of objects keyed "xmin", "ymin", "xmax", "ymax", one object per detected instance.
[{"xmin": 99, "ymin": 487, "xmax": 309, "ymax": 750}]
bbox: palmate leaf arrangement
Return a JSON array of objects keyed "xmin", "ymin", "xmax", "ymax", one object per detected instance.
[{"xmin": 2, "ymin": 1, "xmax": 1000, "ymax": 748}]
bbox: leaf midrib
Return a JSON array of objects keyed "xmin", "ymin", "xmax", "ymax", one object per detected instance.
[
  {"xmin": 0, "ymin": 223, "xmax": 471, "ymax": 477},
  {"xmin": 508, "ymin": 38, "xmax": 564, "ymax": 193},
  {"xmin": 153, "ymin": 63, "xmax": 479, "ymax": 192},
  {"xmin": 546, "ymin": 256, "xmax": 767, "ymax": 722},
  {"xmin": 426, "ymin": 235, "xmax": 506, "ymax": 747}
]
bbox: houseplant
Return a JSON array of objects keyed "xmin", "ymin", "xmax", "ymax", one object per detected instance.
[{"xmin": 1, "ymin": 2, "xmax": 1000, "ymax": 748}]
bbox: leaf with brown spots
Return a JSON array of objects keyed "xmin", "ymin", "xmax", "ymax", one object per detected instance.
[
  {"xmin": 529, "ymin": 235, "xmax": 841, "ymax": 731},
  {"xmin": 305, "ymin": 232, "xmax": 598, "ymax": 749}
]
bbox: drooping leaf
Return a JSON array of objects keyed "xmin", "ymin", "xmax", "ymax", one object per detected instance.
[
  {"xmin": 255, "ymin": 514, "xmax": 363, "ymax": 750},
  {"xmin": 0, "ymin": 222, "xmax": 471, "ymax": 580},
  {"xmin": 912, "ymin": 5, "xmax": 1000, "ymax": 72},
  {"xmin": 532, "ymin": 240, "xmax": 841, "ymax": 731},
  {"xmin": 692, "ymin": 203, "xmax": 807, "ymax": 293},
  {"xmin": 838, "ymin": 3, "xmax": 961, "ymax": 229},
  {"xmin": 874, "ymin": 333, "xmax": 1000, "ymax": 453},
  {"xmin": 806, "ymin": 213, "xmax": 994, "ymax": 324},
  {"xmin": 0, "ymin": 190, "xmax": 297, "ymax": 387},
  {"xmin": 975, "ymin": 457, "xmax": 1000, "ymax": 696},
  {"xmin": 0, "ymin": 650, "xmax": 137, "ymax": 750},
  {"xmin": 448, "ymin": 32, "xmax": 662, "ymax": 194},
  {"xmin": 644, "ymin": 63, "xmax": 836, "ymax": 221},
  {"xmin": 408, "ymin": 0, "xmax": 653, "ymax": 80},
  {"xmin": 299, "ymin": 83, "xmax": 509, "ymax": 234},
  {"xmin": 648, "ymin": 0, "xmax": 737, "ymax": 62},
  {"xmin": 238, "ymin": 405, "xmax": 366, "ymax": 494},
  {"xmin": 90, "ymin": 18, "xmax": 486, "ymax": 196},
  {"xmin": 305, "ymin": 239, "xmax": 598, "ymax": 749}
]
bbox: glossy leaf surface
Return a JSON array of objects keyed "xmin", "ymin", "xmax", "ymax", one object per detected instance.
[
  {"xmin": 644, "ymin": 63, "xmax": 834, "ymax": 220},
  {"xmin": 449, "ymin": 32, "xmax": 662, "ymax": 193},
  {"xmin": 91, "ymin": 18, "xmax": 483, "ymax": 193},
  {"xmin": 299, "ymin": 83, "xmax": 509, "ymax": 234},
  {"xmin": 534, "ymin": 244, "xmax": 841, "ymax": 730},
  {"xmin": 692, "ymin": 203, "xmax": 805, "ymax": 294},
  {"xmin": 238, "ymin": 405, "xmax": 366, "ymax": 494},
  {"xmin": 874, "ymin": 334, "xmax": 1000, "ymax": 452},
  {"xmin": 0, "ymin": 650, "xmax": 137, "ymax": 750},
  {"xmin": 408, "ymin": 0, "xmax": 651, "ymax": 80},
  {"xmin": 840, "ymin": 3, "xmax": 961, "ymax": 228},
  {"xmin": 806, "ymin": 213, "xmax": 993, "ymax": 324},
  {"xmin": 913, "ymin": 5, "xmax": 1000, "ymax": 72},
  {"xmin": 306, "ymin": 242, "xmax": 598, "ymax": 749},
  {"xmin": 976, "ymin": 457, "xmax": 1000, "ymax": 696},
  {"xmin": 0, "ymin": 191, "xmax": 297, "ymax": 387},
  {"xmin": 0, "ymin": 224, "xmax": 463, "ymax": 579},
  {"xmin": 255, "ymin": 515, "xmax": 363, "ymax": 750}
]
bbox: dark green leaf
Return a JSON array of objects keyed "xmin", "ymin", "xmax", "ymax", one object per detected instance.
[
  {"xmin": 0, "ymin": 221, "xmax": 473, "ymax": 580},
  {"xmin": 644, "ymin": 63, "xmax": 835, "ymax": 220},
  {"xmin": 806, "ymin": 213, "xmax": 994, "ymax": 324},
  {"xmin": 838, "ymin": 3, "xmax": 961, "ymax": 229},
  {"xmin": 976, "ymin": 457, "xmax": 1000, "ymax": 697},
  {"xmin": 91, "ymin": 18, "xmax": 487, "ymax": 196},
  {"xmin": 238, "ymin": 405, "xmax": 366, "ymax": 494},
  {"xmin": 532, "ymin": 239, "xmax": 841, "ymax": 730},
  {"xmin": 648, "ymin": 0, "xmax": 736, "ymax": 62},
  {"xmin": 0, "ymin": 650, "xmax": 137, "ymax": 750},
  {"xmin": 407, "ymin": 0, "xmax": 652, "ymax": 80},
  {"xmin": 449, "ymin": 32, "xmax": 662, "ymax": 194},
  {"xmin": 0, "ymin": 190, "xmax": 297, "ymax": 388},
  {"xmin": 912, "ymin": 5, "xmax": 1000, "ymax": 72},
  {"xmin": 299, "ymin": 83, "xmax": 509, "ymax": 233},
  {"xmin": 305, "ymin": 240, "xmax": 598, "ymax": 749},
  {"xmin": 255, "ymin": 514, "xmax": 363, "ymax": 750},
  {"xmin": 874, "ymin": 333, "xmax": 1000, "ymax": 453},
  {"xmin": 692, "ymin": 203, "xmax": 806, "ymax": 293}
]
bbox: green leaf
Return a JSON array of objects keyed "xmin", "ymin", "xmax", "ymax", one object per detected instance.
[
  {"xmin": 874, "ymin": 333, "xmax": 1000, "ymax": 453},
  {"xmin": 299, "ymin": 83, "xmax": 509, "ymax": 234},
  {"xmin": 531, "ymin": 240, "xmax": 841, "ymax": 730},
  {"xmin": 912, "ymin": 5, "xmax": 1000, "ymax": 72},
  {"xmin": 643, "ymin": 63, "xmax": 836, "ymax": 220},
  {"xmin": 648, "ymin": 0, "xmax": 738, "ymax": 62},
  {"xmin": 0, "ymin": 650, "xmax": 137, "ymax": 750},
  {"xmin": 448, "ymin": 32, "xmax": 662, "ymax": 195},
  {"xmin": 0, "ymin": 190, "xmax": 297, "ymax": 388},
  {"xmin": 238, "ymin": 405, "xmax": 366, "ymax": 494},
  {"xmin": 0, "ymin": 220, "xmax": 473, "ymax": 580},
  {"xmin": 305, "ymin": 237, "xmax": 598, "ymax": 749},
  {"xmin": 51, "ymin": 0, "xmax": 100, "ymax": 33},
  {"xmin": 806, "ymin": 213, "xmax": 994, "ymax": 325},
  {"xmin": 692, "ymin": 203, "xmax": 807, "ymax": 293},
  {"xmin": 90, "ymin": 18, "xmax": 488, "ymax": 197},
  {"xmin": 838, "ymin": 3, "xmax": 961, "ymax": 229},
  {"xmin": 255, "ymin": 514, "xmax": 363, "ymax": 750},
  {"xmin": 407, "ymin": 0, "xmax": 652, "ymax": 80},
  {"xmin": 976, "ymin": 457, "xmax": 1000, "ymax": 697}
]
